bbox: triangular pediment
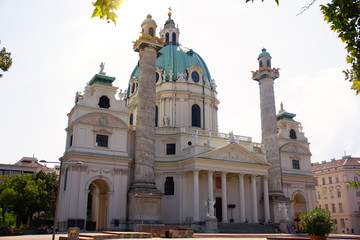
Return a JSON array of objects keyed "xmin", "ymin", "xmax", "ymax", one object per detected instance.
[
  {"xmin": 280, "ymin": 142, "xmax": 311, "ymax": 155},
  {"xmin": 196, "ymin": 143, "xmax": 270, "ymax": 166}
]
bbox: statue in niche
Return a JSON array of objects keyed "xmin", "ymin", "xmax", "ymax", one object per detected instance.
[
  {"xmin": 163, "ymin": 115, "xmax": 170, "ymax": 126},
  {"xmin": 206, "ymin": 199, "xmax": 216, "ymax": 217},
  {"xmin": 278, "ymin": 203, "xmax": 289, "ymax": 221}
]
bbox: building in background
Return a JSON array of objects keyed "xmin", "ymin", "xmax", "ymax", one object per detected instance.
[
  {"xmin": 0, "ymin": 157, "xmax": 56, "ymax": 176},
  {"xmin": 312, "ymin": 156, "xmax": 360, "ymax": 233}
]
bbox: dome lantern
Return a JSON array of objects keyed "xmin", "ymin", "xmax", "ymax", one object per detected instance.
[
  {"xmin": 257, "ymin": 48, "xmax": 272, "ymax": 69},
  {"xmin": 160, "ymin": 8, "xmax": 180, "ymax": 46},
  {"xmin": 141, "ymin": 14, "xmax": 157, "ymax": 37}
]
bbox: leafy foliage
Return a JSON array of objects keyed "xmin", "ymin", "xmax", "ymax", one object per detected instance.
[
  {"xmin": 348, "ymin": 171, "xmax": 360, "ymax": 189},
  {"xmin": 321, "ymin": 1, "xmax": 360, "ymax": 94},
  {"xmin": 0, "ymin": 171, "xmax": 58, "ymax": 228},
  {"xmin": 300, "ymin": 207, "xmax": 337, "ymax": 236},
  {"xmin": 0, "ymin": 42, "xmax": 12, "ymax": 77},
  {"xmin": 91, "ymin": 0, "xmax": 124, "ymax": 25}
]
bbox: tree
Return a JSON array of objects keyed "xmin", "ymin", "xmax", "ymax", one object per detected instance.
[
  {"xmin": 91, "ymin": 0, "xmax": 124, "ymax": 25},
  {"xmin": 34, "ymin": 171, "xmax": 58, "ymax": 219},
  {"xmin": 321, "ymin": 1, "xmax": 360, "ymax": 95},
  {"xmin": 348, "ymin": 171, "xmax": 360, "ymax": 189},
  {"xmin": 0, "ymin": 41, "xmax": 12, "ymax": 78},
  {"xmin": 0, "ymin": 174, "xmax": 48, "ymax": 228}
]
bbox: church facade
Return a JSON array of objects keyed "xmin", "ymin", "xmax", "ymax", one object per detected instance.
[{"xmin": 56, "ymin": 12, "xmax": 316, "ymax": 232}]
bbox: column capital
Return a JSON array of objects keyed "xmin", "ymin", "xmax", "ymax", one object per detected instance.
[
  {"xmin": 238, "ymin": 172, "xmax": 245, "ymax": 176},
  {"xmin": 263, "ymin": 175, "xmax": 269, "ymax": 180},
  {"xmin": 221, "ymin": 171, "xmax": 228, "ymax": 176}
]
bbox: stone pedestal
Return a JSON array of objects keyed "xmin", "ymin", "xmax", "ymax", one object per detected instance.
[
  {"xmin": 205, "ymin": 216, "xmax": 218, "ymax": 233},
  {"xmin": 128, "ymin": 192, "xmax": 163, "ymax": 231},
  {"xmin": 280, "ymin": 219, "xmax": 292, "ymax": 233}
]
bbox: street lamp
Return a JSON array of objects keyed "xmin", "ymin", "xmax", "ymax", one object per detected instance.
[{"xmin": 40, "ymin": 159, "xmax": 84, "ymax": 240}]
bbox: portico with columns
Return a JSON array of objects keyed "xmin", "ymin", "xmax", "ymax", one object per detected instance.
[{"xmin": 156, "ymin": 142, "xmax": 272, "ymax": 226}]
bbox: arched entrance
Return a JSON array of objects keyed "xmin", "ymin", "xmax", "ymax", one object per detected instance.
[
  {"xmin": 86, "ymin": 179, "xmax": 109, "ymax": 231},
  {"xmin": 293, "ymin": 193, "xmax": 307, "ymax": 231}
]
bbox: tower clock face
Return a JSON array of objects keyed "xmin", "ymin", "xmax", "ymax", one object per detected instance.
[{"xmin": 192, "ymin": 71, "xmax": 199, "ymax": 83}]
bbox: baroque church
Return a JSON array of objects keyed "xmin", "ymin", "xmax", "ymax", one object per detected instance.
[{"xmin": 57, "ymin": 11, "xmax": 316, "ymax": 232}]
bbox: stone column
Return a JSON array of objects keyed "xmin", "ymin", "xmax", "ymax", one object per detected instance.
[
  {"xmin": 208, "ymin": 171, "xmax": 214, "ymax": 203},
  {"xmin": 263, "ymin": 175, "xmax": 270, "ymax": 223},
  {"xmin": 252, "ymin": 50, "xmax": 284, "ymax": 198},
  {"xmin": 251, "ymin": 174, "xmax": 258, "ymax": 223},
  {"xmin": 193, "ymin": 170, "xmax": 200, "ymax": 222},
  {"xmin": 221, "ymin": 172, "xmax": 228, "ymax": 223},
  {"xmin": 132, "ymin": 46, "xmax": 158, "ymax": 190},
  {"xmin": 128, "ymin": 15, "xmax": 164, "ymax": 228},
  {"xmin": 238, "ymin": 173, "xmax": 245, "ymax": 223}
]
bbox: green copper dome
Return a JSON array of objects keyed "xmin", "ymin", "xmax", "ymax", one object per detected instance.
[
  {"xmin": 128, "ymin": 45, "xmax": 212, "ymax": 87},
  {"xmin": 141, "ymin": 14, "xmax": 156, "ymax": 26},
  {"xmin": 258, "ymin": 48, "xmax": 271, "ymax": 59}
]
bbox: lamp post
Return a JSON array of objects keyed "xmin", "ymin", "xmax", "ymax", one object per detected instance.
[
  {"xmin": 40, "ymin": 159, "xmax": 84, "ymax": 240},
  {"xmin": 40, "ymin": 158, "xmax": 63, "ymax": 240}
]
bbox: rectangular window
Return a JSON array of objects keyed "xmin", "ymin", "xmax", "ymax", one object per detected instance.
[
  {"xmin": 330, "ymin": 189, "xmax": 334, "ymax": 198},
  {"xmin": 325, "ymin": 204, "xmax": 329, "ymax": 211},
  {"xmin": 334, "ymin": 219, "xmax": 338, "ymax": 225},
  {"xmin": 356, "ymin": 188, "xmax": 360, "ymax": 197},
  {"xmin": 331, "ymin": 203, "xmax": 336, "ymax": 213},
  {"xmin": 355, "ymin": 175, "xmax": 359, "ymax": 182},
  {"xmin": 339, "ymin": 203, "xmax": 343, "ymax": 212},
  {"xmin": 329, "ymin": 176, "xmax": 332, "ymax": 184},
  {"xmin": 215, "ymin": 177, "xmax": 221, "ymax": 189},
  {"xmin": 322, "ymin": 178, "xmax": 326, "ymax": 185},
  {"xmin": 340, "ymin": 219, "xmax": 345, "ymax": 228},
  {"xmin": 292, "ymin": 160, "xmax": 300, "ymax": 169},
  {"xmin": 318, "ymin": 191, "xmax": 321, "ymax": 199},
  {"xmin": 96, "ymin": 134, "xmax": 108, "ymax": 147},
  {"xmin": 166, "ymin": 143, "xmax": 176, "ymax": 155},
  {"xmin": 337, "ymin": 188, "xmax": 341, "ymax": 198},
  {"xmin": 69, "ymin": 135, "xmax": 73, "ymax": 147},
  {"xmin": 336, "ymin": 175, "xmax": 339, "ymax": 183}
]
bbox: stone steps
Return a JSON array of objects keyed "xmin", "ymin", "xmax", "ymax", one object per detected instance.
[{"xmin": 217, "ymin": 223, "xmax": 278, "ymax": 233}]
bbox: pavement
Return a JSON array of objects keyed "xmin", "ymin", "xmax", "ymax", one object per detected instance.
[{"xmin": 1, "ymin": 233, "xmax": 359, "ymax": 240}]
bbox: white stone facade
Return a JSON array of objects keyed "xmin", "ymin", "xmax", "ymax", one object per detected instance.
[{"xmin": 57, "ymin": 13, "xmax": 316, "ymax": 232}]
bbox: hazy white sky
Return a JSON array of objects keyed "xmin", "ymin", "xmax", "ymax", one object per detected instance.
[{"xmin": 0, "ymin": 0, "xmax": 359, "ymax": 165}]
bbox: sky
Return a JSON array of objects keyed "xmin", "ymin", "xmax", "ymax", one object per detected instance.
[{"xmin": 0, "ymin": 0, "xmax": 359, "ymax": 166}]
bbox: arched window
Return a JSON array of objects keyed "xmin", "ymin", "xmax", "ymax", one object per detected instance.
[
  {"xmin": 165, "ymin": 33, "xmax": 169, "ymax": 45},
  {"xmin": 259, "ymin": 61, "xmax": 263, "ymax": 68},
  {"xmin": 172, "ymin": 32, "xmax": 177, "ymax": 45},
  {"xmin": 192, "ymin": 104, "xmax": 201, "ymax": 127},
  {"xmin": 266, "ymin": 60, "xmax": 271, "ymax": 68},
  {"xmin": 290, "ymin": 129, "xmax": 297, "ymax": 139},
  {"xmin": 155, "ymin": 106, "xmax": 158, "ymax": 127},
  {"xmin": 164, "ymin": 177, "xmax": 174, "ymax": 195},
  {"xmin": 149, "ymin": 27, "xmax": 154, "ymax": 37},
  {"xmin": 98, "ymin": 95, "xmax": 110, "ymax": 109},
  {"xmin": 129, "ymin": 113, "xmax": 133, "ymax": 125},
  {"xmin": 131, "ymin": 83, "xmax": 135, "ymax": 93}
]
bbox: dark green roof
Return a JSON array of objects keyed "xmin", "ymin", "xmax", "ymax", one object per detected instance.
[
  {"xmin": 89, "ymin": 74, "xmax": 116, "ymax": 86},
  {"xmin": 128, "ymin": 45, "xmax": 212, "ymax": 92},
  {"xmin": 258, "ymin": 48, "xmax": 271, "ymax": 59},
  {"xmin": 277, "ymin": 111, "xmax": 296, "ymax": 121}
]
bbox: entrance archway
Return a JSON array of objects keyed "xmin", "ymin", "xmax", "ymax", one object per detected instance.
[
  {"xmin": 293, "ymin": 193, "xmax": 307, "ymax": 231},
  {"xmin": 86, "ymin": 179, "xmax": 109, "ymax": 231}
]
